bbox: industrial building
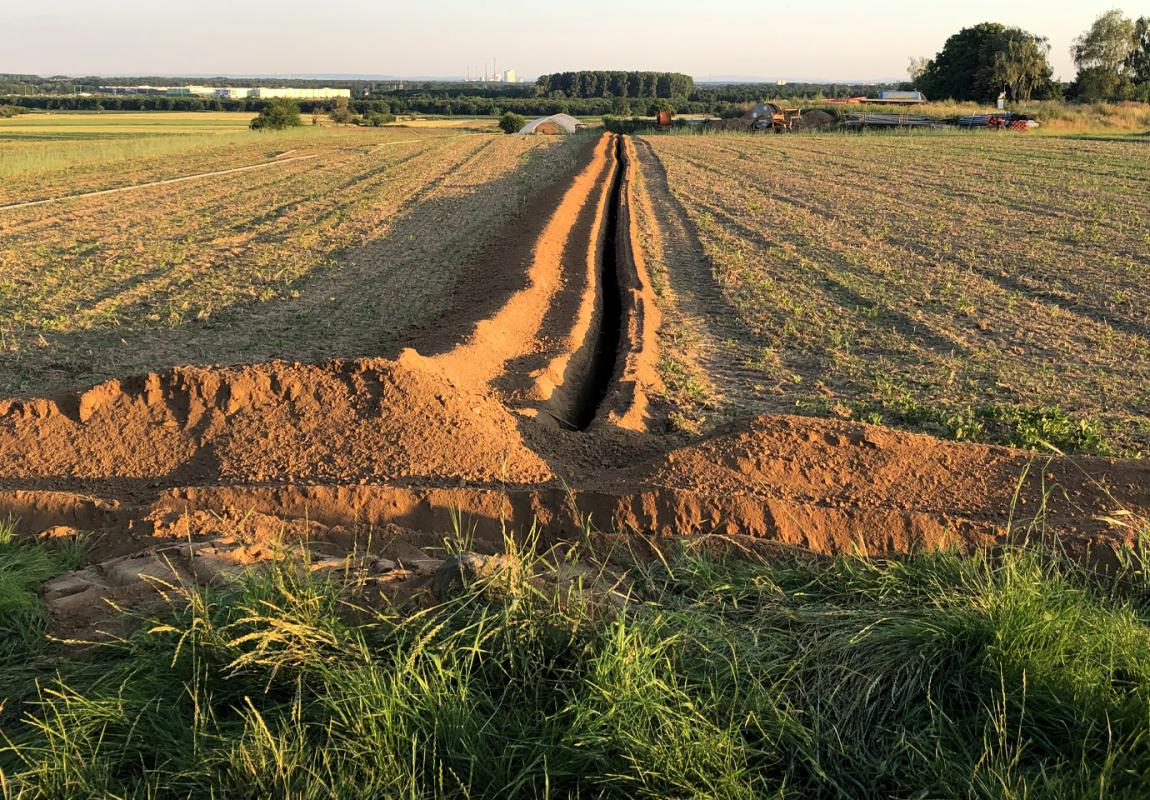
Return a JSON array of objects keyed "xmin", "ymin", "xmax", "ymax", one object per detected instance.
[
  {"xmin": 464, "ymin": 67, "xmax": 519, "ymax": 83},
  {"xmin": 96, "ymin": 85, "xmax": 169, "ymax": 95},
  {"xmin": 95, "ymin": 85, "xmax": 351, "ymax": 100},
  {"xmin": 166, "ymin": 86, "xmax": 218, "ymax": 97},
  {"xmin": 248, "ymin": 87, "xmax": 351, "ymax": 100}
]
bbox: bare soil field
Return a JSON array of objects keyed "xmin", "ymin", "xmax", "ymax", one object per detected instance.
[
  {"xmin": 632, "ymin": 131, "xmax": 1150, "ymax": 455},
  {"xmin": 0, "ymin": 130, "xmax": 1145, "ymax": 580},
  {"xmin": 0, "ymin": 126, "xmax": 581, "ymax": 394}
]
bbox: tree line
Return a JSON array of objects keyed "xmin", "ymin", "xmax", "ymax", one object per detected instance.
[
  {"xmin": 914, "ymin": 10, "xmax": 1150, "ymax": 102},
  {"xmin": 7, "ymin": 10, "xmax": 1149, "ymax": 117},
  {"xmin": 533, "ymin": 71, "xmax": 694, "ymax": 99},
  {"xmin": 0, "ymin": 88, "xmax": 900, "ymax": 118},
  {"xmin": 0, "ymin": 95, "xmax": 398, "ymax": 115}
]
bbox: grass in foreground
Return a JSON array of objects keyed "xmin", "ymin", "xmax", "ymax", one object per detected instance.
[
  {"xmin": 5, "ymin": 532, "xmax": 1150, "ymax": 798},
  {"xmin": 0, "ymin": 521, "xmax": 86, "ymax": 702}
]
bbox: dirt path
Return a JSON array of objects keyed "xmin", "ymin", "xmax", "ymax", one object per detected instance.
[{"xmin": 2, "ymin": 131, "xmax": 1147, "ymax": 626}]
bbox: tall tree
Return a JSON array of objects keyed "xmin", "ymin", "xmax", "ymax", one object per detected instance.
[
  {"xmin": 533, "ymin": 71, "xmax": 693, "ymax": 100},
  {"xmin": 918, "ymin": 23, "xmax": 1055, "ymax": 102},
  {"xmin": 994, "ymin": 31, "xmax": 1054, "ymax": 101},
  {"xmin": 1127, "ymin": 16, "xmax": 1150, "ymax": 85},
  {"xmin": 907, "ymin": 57, "xmax": 929, "ymax": 84},
  {"xmin": 1071, "ymin": 9, "xmax": 1137, "ymax": 100},
  {"xmin": 329, "ymin": 96, "xmax": 354, "ymax": 124}
]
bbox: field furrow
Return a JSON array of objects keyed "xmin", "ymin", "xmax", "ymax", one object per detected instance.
[
  {"xmin": 0, "ymin": 128, "xmax": 582, "ymax": 394},
  {"xmin": 637, "ymin": 132, "xmax": 1150, "ymax": 453}
]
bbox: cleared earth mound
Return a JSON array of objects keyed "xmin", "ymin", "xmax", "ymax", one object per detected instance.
[{"xmin": 0, "ymin": 353, "xmax": 553, "ymax": 488}]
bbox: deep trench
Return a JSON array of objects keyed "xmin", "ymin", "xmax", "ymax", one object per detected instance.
[{"xmin": 571, "ymin": 135, "xmax": 627, "ymax": 431}]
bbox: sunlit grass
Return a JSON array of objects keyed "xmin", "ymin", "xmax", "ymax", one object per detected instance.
[
  {"xmin": 0, "ymin": 113, "xmax": 307, "ymax": 178},
  {"xmin": 5, "ymin": 531, "xmax": 1150, "ymax": 797}
]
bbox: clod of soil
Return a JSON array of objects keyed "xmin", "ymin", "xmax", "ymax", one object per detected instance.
[
  {"xmin": 0, "ymin": 354, "xmax": 553, "ymax": 488},
  {"xmin": 431, "ymin": 552, "xmax": 522, "ymax": 600}
]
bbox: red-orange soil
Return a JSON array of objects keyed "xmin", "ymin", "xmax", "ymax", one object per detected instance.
[{"xmin": 2, "ymin": 132, "xmax": 1147, "ymax": 589}]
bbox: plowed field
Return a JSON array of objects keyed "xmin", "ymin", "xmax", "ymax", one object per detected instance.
[
  {"xmin": 0, "ymin": 125, "xmax": 581, "ymax": 394},
  {"xmin": 632, "ymin": 132, "xmax": 1150, "ymax": 455},
  {"xmin": 0, "ymin": 129, "xmax": 1146, "ymax": 641}
]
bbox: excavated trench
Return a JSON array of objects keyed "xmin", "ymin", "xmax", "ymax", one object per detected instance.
[
  {"xmin": 1, "ymin": 129, "xmax": 1148, "ymax": 597},
  {"xmin": 571, "ymin": 135, "xmax": 627, "ymax": 430}
]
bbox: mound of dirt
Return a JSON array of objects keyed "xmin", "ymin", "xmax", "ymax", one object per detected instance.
[
  {"xmin": 602, "ymin": 414, "xmax": 1149, "ymax": 548},
  {"xmin": 2, "ymin": 128, "xmax": 1148, "ymax": 591},
  {"xmin": 0, "ymin": 351, "xmax": 553, "ymax": 489},
  {"xmin": 794, "ymin": 110, "xmax": 835, "ymax": 130},
  {"xmin": 712, "ymin": 117, "xmax": 752, "ymax": 131}
]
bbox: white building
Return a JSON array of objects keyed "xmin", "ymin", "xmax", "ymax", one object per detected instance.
[
  {"xmin": 249, "ymin": 87, "xmax": 351, "ymax": 100},
  {"xmin": 166, "ymin": 86, "xmax": 218, "ymax": 97},
  {"xmin": 164, "ymin": 86, "xmax": 352, "ymax": 100},
  {"xmin": 501, "ymin": 69, "xmax": 517, "ymax": 84}
]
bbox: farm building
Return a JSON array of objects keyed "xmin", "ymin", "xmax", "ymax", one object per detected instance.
[
  {"xmin": 517, "ymin": 113, "xmax": 582, "ymax": 135},
  {"xmin": 166, "ymin": 86, "xmax": 218, "ymax": 97}
]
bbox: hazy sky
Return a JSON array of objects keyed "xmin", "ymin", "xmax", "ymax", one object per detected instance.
[{"xmin": 5, "ymin": 1, "xmax": 1130, "ymax": 82}]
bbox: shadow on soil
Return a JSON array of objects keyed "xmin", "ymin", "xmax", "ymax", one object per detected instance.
[{"xmin": 0, "ymin": 137, "xmax": 589, "ymax": 398}]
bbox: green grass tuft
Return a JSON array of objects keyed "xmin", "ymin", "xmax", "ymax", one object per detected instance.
[
  {"xmin": 0, "ymin": 523, "xmax": 87, "ymax": 711},
  {"xmin": 825, "ymin": 398, "xmax": 1114, "ymax": 454},
  {"xmin": 6, "ymin": 544, "xmax": 1150, "ymax": 797}
]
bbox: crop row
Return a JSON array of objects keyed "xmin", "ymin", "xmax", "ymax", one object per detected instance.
[
  {"xmin": 0, "ymin": 131, "xmax": 581, "ymax": 395},
  {"xmin": 640, "ymin": 132, "xmax": 1150, "ymax": 453}
]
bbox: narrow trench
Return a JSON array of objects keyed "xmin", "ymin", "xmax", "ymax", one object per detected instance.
[{"xmin": 571, "ymin": 134, "xmax": 627, "ymax": 431}]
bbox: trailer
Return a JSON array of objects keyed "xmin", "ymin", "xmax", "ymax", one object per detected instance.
[{"xmin": 842, "ymin": 111, "xmax": 942, "ymax": 129}]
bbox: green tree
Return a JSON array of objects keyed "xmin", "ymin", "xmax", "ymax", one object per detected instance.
[
  {"xmin": 329, "ymin": 96, "xmax": 355, "ymax": 124},
  {"xmin": 498, "ymin": 111, "xmax": 526, "ymax": 134},
  {"xmin": 918, "ymin": 23, "xmax": 1008, "ymax": 101},
  {"xmin": 249, "ymin": 99, "xmax": 302, "ymax": 130},
  {"xmin": 918, "ymin": 23, "xmax": 1055, "ymax": 102},
  {"xmin": 1071, "ymin": 9, "xmax": 1137, "ymax": 100},
  {"xmin": 994, "ymin": 31, "xmax": 1055, "ymax": 101},
  {"xmin": 611, "ymin": 94, "xmax": 631, "ymax": 115},
  {"xmin": 533, "ymin": 71, "xmax": 693, "ymax": 100},
  {"xmin": 1127, "ymin": 16, "xmax": 1150, "ymax": 85}
]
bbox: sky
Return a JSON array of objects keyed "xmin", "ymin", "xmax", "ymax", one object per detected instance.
[{"xmin": 4, "ymin": 1, "xmax": 1131, "ymax": 83}]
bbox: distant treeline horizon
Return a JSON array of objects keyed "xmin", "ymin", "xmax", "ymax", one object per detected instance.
[
  {"xmin": 1, "ymin": 72, "xmax": 911, "ymax": 116},
  {"xmin": 3, "ymin": 9, "xmax": 1148, "ymax": 108}
]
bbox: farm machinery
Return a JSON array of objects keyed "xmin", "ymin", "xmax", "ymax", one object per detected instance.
[
  {"xmin": 749, "ymin": 102, "xmax": 803, "ymax": 132},
  {"xmin": 842, "ymin": 110, "xmax": 1039, "ymax": 131},
  {"xmin": 712, "ymin": 102, "xmax": 1039, "ymax": 135}
]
